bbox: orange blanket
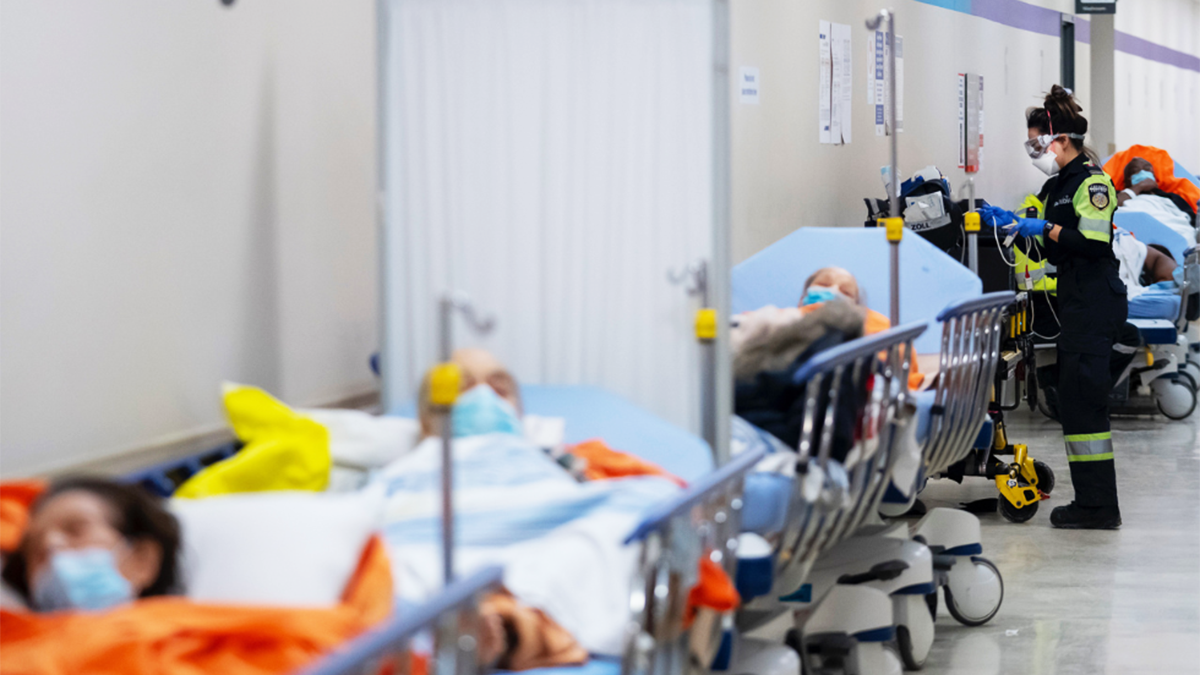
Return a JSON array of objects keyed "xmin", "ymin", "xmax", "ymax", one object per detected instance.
[
  {"xmin": 568, "ymin": 439, "xmax": 687, "ymax": 487},
  {"xmin": 1, "ymin": 536, "xmax": 393, "ymax": 675},
  {"xmin": 1104, "ymin": 145, "xmax": 1200, "ymax": 212}
]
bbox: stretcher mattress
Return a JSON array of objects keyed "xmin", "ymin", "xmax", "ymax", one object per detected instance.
[
  {"xmin": 1128, "ymin": 286, "xmax": 1182, "ymax": 320},
  {"xmin": 731, "ymin": 227, "xmax": 982, "ymax": 355},
  {"xmin": 389, "ymin": 385, "xmax": 714, "ymax": 482},
  {"xmin": 520, "ymin": 385, "xmax": 715, "ymax": 482}
]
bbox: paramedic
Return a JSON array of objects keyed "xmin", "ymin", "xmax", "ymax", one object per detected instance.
[
  {"xmin": 980, "ymin": 85, "xmax": 1125, "ymax": 530},
  {"xmin": 2, "ymin": 478, "xmax": 181, "ymax": 610}
]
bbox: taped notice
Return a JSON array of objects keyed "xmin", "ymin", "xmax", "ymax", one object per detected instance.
[{"xmin": 820, "ymin": 21, "xmax": 853, "ymax": 144}]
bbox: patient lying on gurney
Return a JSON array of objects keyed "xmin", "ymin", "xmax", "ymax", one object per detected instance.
[
  {"xmin": 0, "ymin": 477, "xmax": 395, "ymax": 675},
  {"xmin": 1115, "ymin": 157, "xmax": 1198, "ymax": 241},
  {"xmin": 1113, "ymin": 228, "xmax": 1183, "ymax": 320}
]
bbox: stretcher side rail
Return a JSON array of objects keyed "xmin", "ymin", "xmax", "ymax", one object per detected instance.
[
  {"xmin": 771, "ymin": 323, "xmax": 926, "ymax": 599},
  {"xmin": 295, "ymin": 565, "xmax": 504, "ymax": 675},
  {"xmin": 119, "ymin": 442, "xmax": 241, "ymax": 497},
  {"xmin": 623, "ymin": 445, "xmax": 766, "ymax": 675},
  {"xmin": 927, "ymin": 292, "xmax": 1015, "ymax": 475}
]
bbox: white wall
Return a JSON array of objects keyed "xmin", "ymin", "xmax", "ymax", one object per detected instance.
[
  {"xmin": 0, "ymin": 0, "xmax": 378, "ymax": 476},
  {"xmin": 1113, "ymin": 0, "xmax": 1200, "ymax": 170},
  {"xmin": 732, "ymin": 0, "xmax": 1195, "ymax": 263},
  {"xmin": 729, "ymin": 0, "xmax": 1091, "ymax": 263}
]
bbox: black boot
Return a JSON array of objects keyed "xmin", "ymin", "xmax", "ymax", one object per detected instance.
[{"xmin": 1050, "ymin": 502, "xmax": 1121, "ymax": 530}]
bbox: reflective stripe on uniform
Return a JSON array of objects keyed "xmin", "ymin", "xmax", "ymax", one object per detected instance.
[
  {"xmin": 1078, "ymin": 216, "xmax": 1112, "ymax": 242},
  {"xmin": 1065, "ymin": 432, "xmax": 1114, "ymax": 462}
]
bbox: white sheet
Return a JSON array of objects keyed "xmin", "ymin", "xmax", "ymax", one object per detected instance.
[
  {"xmin": 1113, "ymin": 228, "xmax": 1149, "ymax": 299},
  {"xmin": 1120, "ymin": 194, "xmax": 1198, "ymax": 243},
  {"xmin": 377, "ymin": 433, "xmax": 680, "ymax": 655}
]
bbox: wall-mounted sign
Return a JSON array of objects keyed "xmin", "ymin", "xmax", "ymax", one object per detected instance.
[{"xmin": 1076, "ymin": 0, "xmax": 1116, "ymax": 14}]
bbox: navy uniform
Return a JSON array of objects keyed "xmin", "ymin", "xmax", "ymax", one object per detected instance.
[{"xmin": 1037, "ymin": 154, "xmax": 1126, "ymax": 525}]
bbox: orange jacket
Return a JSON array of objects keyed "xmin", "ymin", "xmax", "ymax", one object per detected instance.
[
  {"xmin": 1104, "ymin": 145, "xmax": 1200, "ymax": 213},
  {"xmin": 801, "ymin": 303, "xmax": 925, "ymax": 388}
]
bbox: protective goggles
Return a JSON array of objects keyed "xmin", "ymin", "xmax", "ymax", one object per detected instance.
[{"xmin": 1024, "ymin": 132, "xmax": 1085, "ymax": 159}]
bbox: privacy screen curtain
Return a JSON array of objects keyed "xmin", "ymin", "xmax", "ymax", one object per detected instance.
[{"xmin": 379, "ymin": 0, "xmax": 715, "ymax": 433}]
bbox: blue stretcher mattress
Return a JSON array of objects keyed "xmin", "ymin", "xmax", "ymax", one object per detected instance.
[
  {"xmin": 731, "ymin": 227, "xmax": 982, "ymax": 355},
  {"xmin": 1114, "ymin": 211, "xmax": 1193, "ymax": 264},
  {"xmin": 389, "ymin": 384, "xmax": 715, "ymax": 484},
  {"xmin": 1128, "ymin": 285, "xmax": 1182, "ymax": 320}
]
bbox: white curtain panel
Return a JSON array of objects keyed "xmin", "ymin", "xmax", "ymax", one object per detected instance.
[{"xmin": 380, "ymin": 0, "xmax": 715, "ymax": 433}]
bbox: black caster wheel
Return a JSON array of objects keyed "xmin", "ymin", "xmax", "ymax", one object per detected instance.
[
  {"xmin": 1032, "ymin": 459, "xmax": 1055, "ymax": 494},
  {"xmin": 998, "ymin": 495, "xmax": 1038, "ymax": 523}
]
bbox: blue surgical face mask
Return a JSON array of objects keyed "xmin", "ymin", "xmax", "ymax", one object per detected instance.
[
  {"xmin": 451, "ymin": 384, "xmax": 522, "ymax": 438},
  {"xmin": 32, "ymin": 548, "xmax": 134, "ymax": 612},
  {"xmin": 801, "ymin": 285, "xmax": 845, "ymax": 307},
  {"xmin": 1129, "ymin": 170, "xmax": 1155, "ymax": 187}
]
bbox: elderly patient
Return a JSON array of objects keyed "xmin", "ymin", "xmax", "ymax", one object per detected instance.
[
  {"xmin": 418, "ymin": 348, "xmax": 523, "ymax": 439},
  {"xmin": 801, "ymin": 267, "xmax": 924, "ymax": 388}
]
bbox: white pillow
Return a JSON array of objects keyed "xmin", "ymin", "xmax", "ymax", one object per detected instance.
[
  {"xmin": 301, "ymin": 408, "xmax": 421, "ymax": 469},
  {"xmin": 170, "ymin": 487, "xmax": 385, "ymax": 607}
]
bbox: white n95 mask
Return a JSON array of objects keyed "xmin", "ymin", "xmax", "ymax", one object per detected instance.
[{"xmin": 1032, "ymin": 151, "xmax": 1060, "ymax": 177}]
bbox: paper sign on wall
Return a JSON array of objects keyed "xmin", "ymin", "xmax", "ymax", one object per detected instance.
[
  {"xmin": 819, "ymin": 21, "xmax": 832, "ymax": 144},
  {"xmin": 867, "ymin": 30, "xmax": 902, "ymax": 136},
  {"xmin": 958, "ymin": 72, "xmax": 985, "ymax": 172},
  {"xmin": 820, "ymin": 20, "xmax": 853, "ymax": 145},
  {"xmin": 739, "ymin": 67, "xmax": 760, "ymax": 104}
]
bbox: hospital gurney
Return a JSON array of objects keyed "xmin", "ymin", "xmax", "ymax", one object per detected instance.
[
  {"xmin": 1020, "ymin": 210, "xmax": 1200, "ymax": 421},
  {"xmin": 294, "ymin": 447, "xmax": 764, "ymax": 675},
  {"xmin": 731, "ymin": 323, "xmax": 933, "ymax": 674}
]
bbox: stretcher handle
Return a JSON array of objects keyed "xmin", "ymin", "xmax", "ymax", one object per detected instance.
[
  {"xmin": 935, "ymin": 292, "xmax": 1017, "ymax": 322},
  {"xmin": 791, "ymin": 322, "xmax": 927, "ymax": 384}
]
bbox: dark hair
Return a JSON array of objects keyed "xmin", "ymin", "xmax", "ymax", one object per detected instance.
[
  {"xmin": 1026, "ymin": 85, "xmax": 1099, "ymax": 163},
  {"xmin": 1147, "ymin": 243, "xmax": 1173, "ymax": 258},
  {"xmin": 1, "ymin": 477, "xmax": 182, "ymax": 602}
]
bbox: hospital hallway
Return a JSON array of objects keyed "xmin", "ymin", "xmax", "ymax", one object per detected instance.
[{"xmin": 917, "ymin": 408, "xmax": 1200, "ymax": 675}]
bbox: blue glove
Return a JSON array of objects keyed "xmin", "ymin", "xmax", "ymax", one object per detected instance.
[
  {"xmin": 1004, "ymin": 217, "xmax": 1049, "ymax": 239},
  {"xmin": 978, "ymin": 204, "xmax": 1017, "ymax": 229}
]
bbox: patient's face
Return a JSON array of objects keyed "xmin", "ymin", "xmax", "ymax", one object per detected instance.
[
  {"xmin": 453, "ymin": 348, "xmax": 521, "ymax": 414},
  {"xmin": 808, "ymin": 268, "xmax": 860, "ymax": 303},
  {"xmin": 1125, "ymin": 158, "xmax": 1156, "ymax": 188},
  {"xmin": 22, "ymin": 490, "xmax": 155, "ymax": 595}
]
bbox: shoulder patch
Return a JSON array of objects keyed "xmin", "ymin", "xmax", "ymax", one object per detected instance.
[{"xmin": 1088, "ymin": 182, "xmax": 1110, "ymax": 210}]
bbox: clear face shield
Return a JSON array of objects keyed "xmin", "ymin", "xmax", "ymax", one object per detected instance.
[{"xmin": 1024, "ymin": 132, "xmax": 1085, "ymax": 159}]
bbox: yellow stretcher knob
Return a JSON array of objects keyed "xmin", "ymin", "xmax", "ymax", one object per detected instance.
[
  {"xmin": 1145, "ymin": 347, "xmax": 1154, "ymax": 367},
  {"xmin": 964, "ymin": 212, "xmax": 981, "ymax": 232},
  {"xmin": 882, "ymin": 217, "xmax": 905, "ymax": 242},
  {"xmin": 695, "ymin": 308, "xmax": 718, "ymax": 340},
  {"xmin": 428, "ymin": 362, "xmax": 463, "ymax": 407}
]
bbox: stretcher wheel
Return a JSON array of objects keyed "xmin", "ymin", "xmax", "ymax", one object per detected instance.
[
  {"xmin": 997, "ymin": 495, "xmax": 1037, "ymax": 523},
  {"xmin": 944, "ymin": 557, "xmax": 1003, "ymax": 627},
  {"xmin": 1176, "ymin": 365, "xmax": 1195, "ymax": 391},
  {"xmin": 1032, "ymin": 460, "xmax": 1055, "ymax": 495},
  {"xmin": 896, "ymin": 625, "xmax": 924, "ymax": 671},
  {"xmin": 1154, "ymin": 378, "xmax": 1197, "ymax": 420}
]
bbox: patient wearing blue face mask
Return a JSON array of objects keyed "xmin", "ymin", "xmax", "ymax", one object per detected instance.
[
  {"xmin": 2, "ymin": 478, "xmax": 181, "ymax": 612},
  {"xmin": 418, "ymin": 348, "xmax": 525, "ymax": 439}
]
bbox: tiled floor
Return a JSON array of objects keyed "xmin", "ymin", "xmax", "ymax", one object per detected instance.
[{"xmin": 920, "ymin": 408, "xmax": 1200, "ymax": 675}]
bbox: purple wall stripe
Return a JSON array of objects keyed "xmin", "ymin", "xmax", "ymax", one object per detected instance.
[
  {"xmin": 1114, "ymin": 30, "xmax": 1200, "ymax": 73},
  {"xmin": 914, "ymin": 0, "xmax": 1199, "ymax": 73}
]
